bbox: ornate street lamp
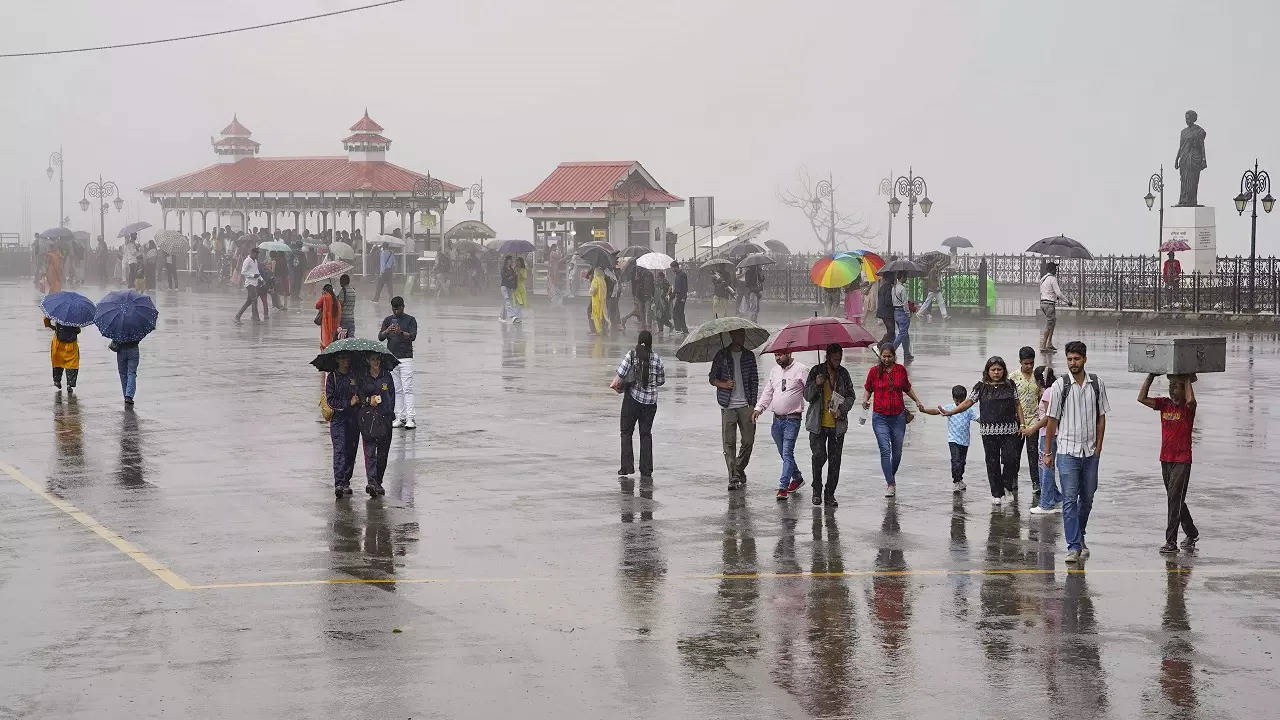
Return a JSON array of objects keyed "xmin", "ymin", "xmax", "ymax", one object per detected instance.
[
  {"xmin": 47, "ymin": 147, "xmax": 65, "ymax": 228},
  {"xmin": 1145, "ymin": 166, "xmax": 1164, "ymax": 263},
  {"xmin": 813, "ymin": 175, "xmax": 836, "ymax": 255},
  {"xmin": 412, "ymin": 174, "xmax": 455, "ymax": 248},
  {"xmin": 81, "ymin": 176, "xmax": 121, "ymax": 244},
  {"xmin": 1235, "ymin": 160, "xmax": 1273, "ymax": 311},
  {"xmin": 888, "ymin": 167, "xmax": 931, "ymax": 259},
  {"xmin": 878, "ymin": 174, "xmax": 895, "ymax": 255},
  {"xmin": 465, "ymin": 178, "xmax": 485, "ymax": 223}
]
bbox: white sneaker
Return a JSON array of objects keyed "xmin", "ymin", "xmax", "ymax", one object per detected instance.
[
  {"xmin": 884, "ymin": 485, "xmax": 896, "ymax": 497},
  {"xmin": 952, "ymin": 481, "xmax": 966, "ymax": 493},
  {"xmin": 404, "ymin": 418, "xmax": 416, "ymax": 429},
  {"xmin": 1081, "ymin": 544, "xmax": 1090, "ymax": 558},
  {"xmin": 392, "ymin": 417, "xmax": 404, "ymax": 428},
  {"xmin": 1029, "ymin": 505, "xmax": 1052, "ymax": 515},
  {"xmin": 990, "ymin": 496, "xmax": 1003, "ymax": 506},
  {"xmin": 1002, "ymin": 494, "xmax": 1016, "ymax": 505}
]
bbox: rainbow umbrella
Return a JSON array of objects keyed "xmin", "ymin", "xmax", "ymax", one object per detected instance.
[
  {"xmin": 810, "ymin": 255, "xmax": 860, "ymax": 288},
  {"xmin": 837, "ymin": 249, "xmax": 885, "ymax": 282}
]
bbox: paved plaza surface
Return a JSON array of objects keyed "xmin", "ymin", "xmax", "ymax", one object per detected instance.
[{"xmin": 1, "ymin": 281, "xmax": 1278, "ymax": 718}]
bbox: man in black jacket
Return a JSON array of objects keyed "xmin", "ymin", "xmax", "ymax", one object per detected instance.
[
  {"xmin": 379, "ymin": 296, "xmax": 419, "ymax": 429},
  {"xmin": 803, "ymin": 344, "xmax": 856, "ymax": 507},
  {"xmin": 671, "ymin": 262, "xmax": 688, "ymax": 333}
]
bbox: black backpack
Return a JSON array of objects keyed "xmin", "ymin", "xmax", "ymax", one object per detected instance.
[{"xmin": 1053, "ymin": 374, "xmax": 1101, "ymax": 421}]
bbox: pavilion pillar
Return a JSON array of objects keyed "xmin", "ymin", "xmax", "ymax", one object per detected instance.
[
  {"xmin": 201, "ymin": 211, "xmax": 207, "ymax": 235},
  {"xmin": 378, "ymin": 211, "xmax": 385, "ymax": 235}
]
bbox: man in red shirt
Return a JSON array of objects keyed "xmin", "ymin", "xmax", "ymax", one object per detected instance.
[{"xmin": 1138, "ymin": 373, "xmax": 1198, "ymax": 554}]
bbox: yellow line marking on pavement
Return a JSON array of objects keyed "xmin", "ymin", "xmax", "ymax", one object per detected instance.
[{"xmin": 0, "ymin": 462, "xmax": 193, "ymax": 591}]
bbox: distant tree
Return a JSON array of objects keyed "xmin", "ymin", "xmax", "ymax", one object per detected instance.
[{"xmin": 778, "ymin": 167, "xmax": 879, "ymax": 255}]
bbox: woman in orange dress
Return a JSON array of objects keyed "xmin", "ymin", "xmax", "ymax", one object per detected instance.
[
  {"xmin": 45, "ymin": 247, "xmax": 63, "ymax": 294},
  {"xmin": 316, "ymin": 283, "xmax": 342, "ymax": 349}
]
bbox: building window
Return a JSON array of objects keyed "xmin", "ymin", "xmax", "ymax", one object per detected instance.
[{"xmin": 629, "ymin": 219, "xmax": 650, "ymax": 247}]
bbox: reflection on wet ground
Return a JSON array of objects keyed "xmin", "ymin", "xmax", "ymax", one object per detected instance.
[{"xmin": 1, "ymin": 284, "xmax": 1278, "ymax": 717}]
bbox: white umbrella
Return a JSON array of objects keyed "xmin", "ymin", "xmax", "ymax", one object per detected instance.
[
  {"xmin": 329, "ymin": 241, "xmax": 355, "ymax": 260},
  {"xmin": 635, "ymin": 252, "xmax": 674, "ymax": 271},
  {"xmin": 371, "ymin": 234, "xmax": 406, "ymax": 248}
]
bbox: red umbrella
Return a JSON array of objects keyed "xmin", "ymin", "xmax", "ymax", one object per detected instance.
[
  {"xmin": 304, "ymin": 260, "xmax": 353, "ymax": 284},
  {"xmin": 1160, "ymin": 239, "xmax": 1191, "ymax": 252},
  {"xmin": 762, "ymin": 316, "xmax": 877, "ymax": 357}
]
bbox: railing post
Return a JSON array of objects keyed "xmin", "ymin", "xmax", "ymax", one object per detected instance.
[
  {"xmin": 1233, "ymin": 256, "xmax": 1241, "ymax": 313},
  {"xmin": 1154, "ymin": 267, "xmax": 1161, "ymax": 312},
  {"xmin": 1192, "ymin": 272, "xmax": 1200, "ymax": 313}
]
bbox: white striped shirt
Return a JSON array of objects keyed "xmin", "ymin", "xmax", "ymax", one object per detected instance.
[{"xmin": 1047, "ymin": 374, "xmax": 1110, "ymax": 457}]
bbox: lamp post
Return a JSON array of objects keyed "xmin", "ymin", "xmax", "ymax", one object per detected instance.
[
  {"xmin": 812, "ymin": 174, "xmax": 837, "ymax": 255},
  {"xmin": 46, "ymin": 147, "xmax": 65, "ymax": 228},
  {"xmin": 888, "ymin": 167, "xmax": 931, "ymax": 259},
  {"xmin": 465, "ymin": 178, "xmax": 485, "ymax": 224},
  {"xmin": 412, "ymin": 175, "xmax": 454, "ymax": 250},
  {"xmin": 878, "ymin": 172, "xmax": 894, "ymax": 255},
  {"xmin": 1144, "ymin": 166, "xmax": 1164, "ymax": 270},
  {"xmin": 80, "ymin": 176, "xmax": 123, "ymax": 244},
  {"xmin": 1233, "ymin": 160, "xmax": 1275, "ymax": 311}
]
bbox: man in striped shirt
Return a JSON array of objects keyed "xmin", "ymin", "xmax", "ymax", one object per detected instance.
[{"xmin": 1044, "ymin": 340, "xmax": 1110, "ymax": 564}]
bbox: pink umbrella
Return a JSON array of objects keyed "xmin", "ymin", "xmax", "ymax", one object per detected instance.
[
  {"xmin": 762, "ymin": 316, "xmax": 877, "ymax": 361},
  {"xmin": 1160, "ymin": 240, "xmax": 1191, "ymax": 252},
  {"xmin": 304, "ymin": 260, "xmax": 353, "ymax": 285}
]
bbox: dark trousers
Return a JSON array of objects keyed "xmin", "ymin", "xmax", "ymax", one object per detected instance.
[
  {"xmin": 374, "ymin": 270, "xmax": 393, "ymax": 301},
  {"xmin": 607, "ymin": 295, "xmax": 621, "ymax": 330},
  {"xmin": 981, "ymin": 433, "xmax": 1021, "ymax": 498},
  {"xmin": 361, "ymin": 430, "xmax": 392, "ymax": 486},
  {"xmin": 619, "ymin": 393, "xmax": 657, "ymax": 476},
  {"xmin": 165, "ymin": 262, "xmax": 177, "ymax": 289},
  {"xmin": 673, "ymin": 296, "xmax": 688, "ymax": 332},
  {"xmin": 329, "ymin": 415, "xmax": 359, "ymax": 487},
  {"xmin": 53, "ymin": 367, "xmax": 79, "ymax": 388},
  {"xmin": 879, "ymin": 316, "xmax": 896, "ymax": 346},
  {"xmin": 1161, "ymin": 461, "xmax": 1198, "ymax": 544},
  {"xmin": 235, "ymin": 285, "xmax": 260, "ymax": 321},
  {"xmin": 810, "ymin": 428, "xmax": 845, "ymax": 496},
  {"xmin": 948, "ymin": 441, "xmax": 969, "ymax": 483},
  {"xmin": 1022, "ymin": 434, "xmax": 1040, "ymax": 491}
]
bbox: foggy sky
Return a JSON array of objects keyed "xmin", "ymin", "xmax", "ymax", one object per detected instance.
[{"xmin": 2, "ymin": 0, "xmax": 1277, "ymax": 256}]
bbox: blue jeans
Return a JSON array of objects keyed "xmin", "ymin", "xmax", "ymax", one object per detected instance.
[
  {"xmin": 501, "ymin": 286, "xmax": 521, "ymax": 320},
  {"xmin": 1037, "ymin": 436, "xmax": 1060, "ymax": 508},
  {"xmin": 871, "ymin": 411, "xmax": 906, "ymax": 485},
  {"xmin": 770, "ymin": 416, "xmax": 802, "ymax": 489},
  {"xmin": 116, "ymin": 345, "xmax": 139, "ymax": 399},
  {"xmin": 1057, "ymin": 453, "xmax": 1099, "ymax": 551},
  {"xmin": 893, "ymin": 308, "xmax": 912, "ymax": 357}
]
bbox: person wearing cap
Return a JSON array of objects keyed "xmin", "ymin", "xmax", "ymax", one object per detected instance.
[{"xmin": 1038, "ymin": 262, "xmax": 1071, "ymax": 352}]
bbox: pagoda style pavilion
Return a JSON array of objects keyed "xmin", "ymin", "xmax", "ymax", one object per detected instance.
[{"xmin": 141, "ymin": 111, "xmax": 462, "ymax": 269}]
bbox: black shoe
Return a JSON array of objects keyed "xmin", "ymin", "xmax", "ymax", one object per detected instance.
[
  {"xmin": 1180, "ymin": 535, "xmax": 1198, "ymax": 550},
  {"xmin": 1159, "ymin": 543, "xmax": 1178, "ymax": 554},
  {"xmin": 812, "ymin": 492, "xmax": 823, "ymax": 506},
  {"xmin": 335, "ymin": 487, "xmax": 345, "ymax": 499},
  {"xmin": 123, "ymin": 397, "xmax": 134, "ymax": 406},
  {"xmin": 366, "ymin": 484, "xmax": 378, "ymax": 496},
  {"xmin": 824, "ymin": 496, "xmax": 838, "ymax": 508},
  {"xmin": 344, "ymin": 486, "xmax": 354, "ymax": 496},
  {"xmin": 53, "ymin": 381, "xmax": 62, "ymax": 389},
  {"xmin": 375, "ymin": 484, "xmax": 386, "ymax": 497}
]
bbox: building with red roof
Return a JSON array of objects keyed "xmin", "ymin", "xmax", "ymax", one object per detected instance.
[
  {"xmin": 511, "ymin": 161, "xmax": 682, "ymax": 253},
  {"xmin": 142, "ymin": 112, "xmax": 463, "ymax": 252}
]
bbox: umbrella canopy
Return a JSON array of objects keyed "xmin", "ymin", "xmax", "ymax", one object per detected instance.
[
  {"xmin": 117, "ymin": 221, "xmax": 152, "ymax": 238},
  {"xmin": 676, "ymin": 317, "xmax": 769, "ymax": 363},
  {"xmin": 258, "ymin": 240, "xmax": 292, "ymax": 253},
  {"xmin": 636, "ymin": 252, "xmax": 674, "ymax": 271},
  {"xmin": 737, "ymin": 252, "xmax": 776, "ymax": 269},
  {"xmin": 310, "ymin": 337, "xmax": 399, "ymax": 372},
  {"xmin": 40, "ymin": 291, "xmax": 97, "ymax": 327},
  {"xmin": 304, "ymin": 260, "xmax": 353, "ymax": 285},
  {"xmin": 727, "ymin": 241, "xmax": 766, "ymax": 259},
  {"xmin": 764, "ymin": 239, "xmax": 791, "ymax": 255},
  {"xmin": 617, "ymin": 245, "xmax": 652, "ymax": 259},
  {"xmin": 497, "ymin": 239, "xmax": 535, "ymax": 254},
  {"xmin": 576, "ymin": 240, "xmax": 616, "ymax": 253},
  {"xmin": 1161, "ymin": 240, "xmax": 1191, "ymax": 253},
  {"xmin": 762, "ymin": 316, "xmax": 877, "ymax": 354},
  {"xmin": 94, "ymin": 290, "xmax": 158, "ymax": 342},
  {"xmin": 879, "ymin": 258, "xmax": 925, "ymax": 277},
  {"xmin": 451, "ymin": 239, "xmax": 482, "ymax": 253},
  {"xmin": 699, "ymin": 257, "xmax": 736, "ymax": 273},
  {"xmin": 836, "ymin": 250, "xmax": 885, "ymax": 282},
  {"xmin": 811, "ymin": 255, "xmax": 860, "ymax": 288},
  {"xmin": 916, "ymin": 250, "xmax": 951, "ymax": 270},
  {"xmin": 573, "ymin": 244, "xmax": 615, "ymax": 268},
  {"xmin": 152, "ymin": 230, "xmax": 188, "ymax": 255},
  {"xmin": 329, "ymin": 241, "xmax": 355, "ymax": 261},
  {"xmin": 302, "ymin": 239, "xmax": 329, "ymax": 250},
  {"xmin": 371, "ymin": 234, "xmax": 406, "ymax": 248},
  {"xmin": 39, "ymin": 227, "xmax": 75, "ymax": 242},
  {"xmin": 942, "ymin": 236, "xmax": 973, "ymax": 249},
  {"xmin": 1028, "ymin": 235, "xmax": 1093, "ymax": 259}
]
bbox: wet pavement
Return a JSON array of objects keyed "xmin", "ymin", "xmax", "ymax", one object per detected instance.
[{"xmin": 2, "ymin": 281, "xmax": 1279, "ymax": 718}]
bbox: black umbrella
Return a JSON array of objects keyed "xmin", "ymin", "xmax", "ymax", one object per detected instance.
[
  {"xmin": 941, "ymin": 236, "xmax": 973, "ymax": 249},
  {"xmin": 574, "ymin": 244, "xmax": 614, "ymax": 268},
  {"xmin": 917, "ymin": 250, "xmax": 951, "ymax": 270},
  {"xmin": 699, "ymin": 257, "xmax": 736, "ymax": 273},
  {"xmin": 38, "ymin": 227, "xmax": 75, "ymax": 242},
  {"xmin": 727, "ymin": 241, "xmax": 766, "ymax": 259},
  {"xmin": 764, "ymin": 239, "xmax": 791, "ymax": 255},
  {"xmin": 736, "ymin": 252, "xmax": 776, "ymax": 268},
  {"xmin": 879, "ymin": 258, "xmax": 925, "ymax": 277},
  {"xmin": 1028, "ymin": 235, "xmax": 1093, "ymax": 260},
  {"xmin": 617, "ymin": 245, "xmax": 652, "ymax": 259}
]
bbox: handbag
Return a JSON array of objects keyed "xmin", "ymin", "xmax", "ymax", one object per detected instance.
[
  {"xmin": 313, "ymin": 308, "xmax": 323, "ymax": 326},
  {"xmin": 319, "ymin": 395, "xmax": 334, "ymax": 422},
  {"xmin": 358, "ymin": 405, "xmax": 391, "ymax": 440},
  {"xmin": 610, "ymin": 351, "xmax": 638, "ymax": 394}
]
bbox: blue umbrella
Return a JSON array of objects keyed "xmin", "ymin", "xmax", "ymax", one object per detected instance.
[
  {"xmin": 40, "ymin": 291, "xmax": 97, "ymax": 327},
  {"xmin": 39, "ymin": 227, "xmax": 75, "ymax": 242},
  {"xmin": 94, "ymin": 290, "xmax": 158, "ymax": 342},
  {"xmin": 497, "ymin": 239, "xmax": 535, "ymax": 254}
]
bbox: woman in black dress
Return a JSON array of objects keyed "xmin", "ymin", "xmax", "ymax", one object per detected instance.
[{"xmin": 941, "ymin": 356, "xmax": 1026, "ymax": 506}]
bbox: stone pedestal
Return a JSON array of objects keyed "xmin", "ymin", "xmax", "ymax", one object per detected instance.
[{"xmin": 1163, "ymin": 206, "xmax": 1216, "ymax": 274}]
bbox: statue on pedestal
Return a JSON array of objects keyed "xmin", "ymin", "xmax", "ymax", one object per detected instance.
[{"xmin": 1174, "ymin": 109, "xmax": 1207, "ymax": 207}]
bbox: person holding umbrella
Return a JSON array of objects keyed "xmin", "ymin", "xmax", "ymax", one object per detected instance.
[
  {"xmin": 874, "ymin": 271, "xmax": 896, "ymax": 348},
  {"xmin": 804, "ymin": 344, "xmax": 857, "ymax": 506},
  {"xmin": 499, "ymin": 255, "xmax": 520, "ymax": 323},
  {"xmin": 710, "ymin": 329, "xmax": 759, "ymax": 490},
  {"xmin": 94, "ymin": 289, "xmax": 158, "ymax": 406},
  {"xmin": 711, "ymin": 269, "xmax": 736, "ymax": 318},
  {"xmin": 357, "ymin": 350, "xmax": 397, "ymax": 496},
  {"xmin": 40, "ymin": 291, "xmax": 95, "ymax": 392},
  {"xmin": 1039, "ymin": 262, "xmax": 1071, "ymax": 352},
  {"xmin": 319, "ymin": 348, "xmax": 362, "ymax": 498},
  {"xmin": 589, "ymin": 267, "xmax": 609, "ymax": 334},
  {"xmin": 514, "ymin": 256, "xmax": 529, "ymax": 318},
  {"xmin": 890, "ymin": 271, "xmax": 913, "ymax": 362}
]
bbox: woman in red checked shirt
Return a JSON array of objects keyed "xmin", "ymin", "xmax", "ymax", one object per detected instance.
[{"xmin": 863, "ymin": 342, "xmax": 931, "ymax": 497}]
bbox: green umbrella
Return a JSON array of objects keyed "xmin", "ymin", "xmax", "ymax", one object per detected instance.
[
  {"xmin": 310, "ymin": 337, "xmax": 399, "ymax": 372},
  {"xmin": 675, "ymin": 316, "xmax": 769, "ymax": 363}
]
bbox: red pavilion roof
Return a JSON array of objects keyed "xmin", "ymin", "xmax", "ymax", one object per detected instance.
[
  {"xmin": 141, "ymin": 157, "xmax": 460, "ymax": 194},
  {"xmin": 212, "ymin": 136, "xmax": 260, "ymax": 149},
  {"xmin": 220, "ymin": 115, "xmax": 252, "ymax": 137},
  {"xmin": 342, "ymin": 132, "xmax": 391, "ymax": 145},
  {"xmin": 511, "ymin": 161, "xmax": 681, "ymax": 205},
  {"xmin": 349, "ymin": 110, "xmax": 384, "ymax": 133}
]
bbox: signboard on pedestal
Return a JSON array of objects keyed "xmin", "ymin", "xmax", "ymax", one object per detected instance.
[{"xmin": 1163, "ymin": 206, "xmax": 1216, "ymax": 274}]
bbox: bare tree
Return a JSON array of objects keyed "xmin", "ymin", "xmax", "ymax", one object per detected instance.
[{"xmin": 778, "ymin": 167, "xmax": 880, "ymax": 255}]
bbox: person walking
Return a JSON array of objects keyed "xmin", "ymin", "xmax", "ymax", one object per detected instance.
[
  {"xmin": 357, "ymin": 352, "xmax": 396, "ymax": 496},
  {"xmin": 379, "ymin": 296, "xmax": 418, "ymax": 430},
  {"xmin": 589, "ymin": 267, "xmax": 609, "ymax": 334},
  {"xmin": 916, "ymin": 265, "xmax": 948, "ymax": 320},
  {"xmin": 891, "ymin": 273, "xmax": 913, "ymax": 362},
  {"xmin": 233, "ymin": 247, "xmax": 263, "ymax": 324},
  {"xmin": 95, "ymin": 237, "xmax": 110, "ymax": 286},
  {"xmin": 514, "ymin": 256, "xmax": 529, "ymax": 322},
  {"xmin": 121, "ymin": 235, "xmax": 140, "ymax": 289},
  {"xmin": 1027, "ymin": 366, "xmax": 1062, "ymax": 515},
  {"xmin": 1138, "ymin": 373, "xmax": 1199, "ymax": 554},
  {"xmin": 1039, "ymin": 262, "xmax": 1071, "ymax": 352},
  {"xmin": 1012, "ymin": 346, "xmax": 1043, "ymax": 501},
  {"xmin": 751, "ymin": 349, "xmax": 808, "ymax": 500},
  {"xmin": 874, "ymin": 272, "xmax": 896, "ymax": 348},
  {"xmin": 652, "ymin": 271, "xmax": 674, "ymax": 335},
  {"xmin": 614, "ymin": 330, "xmax": 666, "ymax": 481},
  {"xmin": 163, "ymin": 250, "xmax": 177, "ymax": 290},
  {"xmin": 671, "ymin": 261, "xmax": 689, "ymax": 334},
  {"xmin": 337, "ymin": 274, "xmax": 357, "ymax": 338},
  {"xmin": 373, "ymin": 245, "xmax": 396, "ymax": 303},
  {"xmin": 710, "ymin": 329, "xmax": 759, "ymax": 490},
  {"xmin": 935, "ymin": 384, "xmax": 978, "ymax": 493},
  {"xmin": 110, "ymin": 337, "xmax": 141, "ymax": 406},
  {"xmin": 711, "ymin": 269, "xmax": 735, "ymax": 318},
  {"xmin": 325, "ymin": 352, "xmax": 361, "ymax": 498},
  {"xmin": 44, "ymin": 244, "xmax": 63, "ymax": 294},
  {"xmin": 863, "ymin": 342, "xmax": 928, "ymax": 497},
  {"xmin": 941, "ymin": 356, "xmax": 1027, "ymax": 506},
  {"xmin": 742, "ymin": 264, "xmax": 764, "ymax": 322},
  {"xmin": 1043, "ymin": 341, "xmax": 1110, "ymax": 564},
  {"xmin": 499, "ymin": 255, "xmax": 520, "ymax": 323},
  {"xmin": 43, "ymin": 316, "xmax": 81, "ymax": 392},
  {"xmin": 803, "ymin": 344, "xmax": 856, "ymax": 506},
  {"xmin": 315, "ymin": 283, "xmax": 342, "ymax": 349},
  {"xmin": 843, "ymin": 277, "xmax": 866, "ymax": 324}
]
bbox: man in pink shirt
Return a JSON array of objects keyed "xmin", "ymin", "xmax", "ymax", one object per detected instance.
[{"xmin": 753, "ymin": 350, "xmax": 810, "ymax": 499}]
